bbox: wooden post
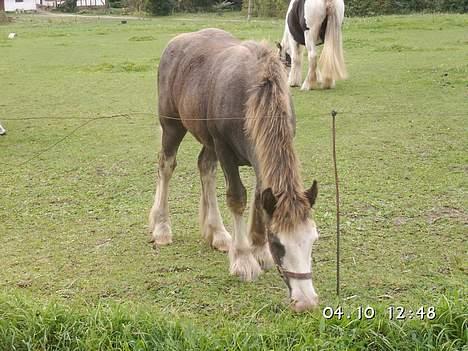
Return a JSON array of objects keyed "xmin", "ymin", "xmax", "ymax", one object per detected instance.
[
  {"xmin": 247, "ymin": 0, "xmax": 252, "ymax": 21},
  {"xmin": 0, "ymin": 0, "xmax": 5, "ymax": 13}
]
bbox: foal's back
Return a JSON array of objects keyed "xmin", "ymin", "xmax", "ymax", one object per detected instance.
[{"xmin": 158, "ymin": 28, "xmax": 261, "ymax": 156}]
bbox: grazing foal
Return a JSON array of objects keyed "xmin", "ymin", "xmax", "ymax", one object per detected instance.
[
  {"xmin": 278, "ymin": 0, "xmax": 347, "ymax": 89},
  {"xmin": 149, "ymin": 29, "xmax": 320, "ymax": 311}
]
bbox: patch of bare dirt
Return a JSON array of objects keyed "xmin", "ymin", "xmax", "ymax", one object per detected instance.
[{"xmin": 426, "ymin": 206, "xmax": 468, "ymax": 225}]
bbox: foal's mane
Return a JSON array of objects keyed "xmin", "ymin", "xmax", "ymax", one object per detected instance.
[{"xmin": 244, "ymin": 43, "xmax": 310, "ymax": 232}]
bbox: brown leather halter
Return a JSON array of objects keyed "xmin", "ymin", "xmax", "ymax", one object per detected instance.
[
  {"xmin": 267, "ymin": 230, "xmax": 312, "ymax": 281},
  {"xmin": 276, "ymin": 265, "xmax": 312, "ymax": 280}
]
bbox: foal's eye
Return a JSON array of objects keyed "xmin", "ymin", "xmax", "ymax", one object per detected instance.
[{"xmin": 268, "ymin": 234, "xmax": 286, "ymax": 263}]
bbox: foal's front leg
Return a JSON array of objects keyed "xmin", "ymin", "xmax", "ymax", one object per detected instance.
[
  {"xmin": 248, "ymin": 188, "xmax": 274, "ymax": 270},
  {"xmin": 217, "ymin": 145, "xmax": 261, "ymax": 281}
]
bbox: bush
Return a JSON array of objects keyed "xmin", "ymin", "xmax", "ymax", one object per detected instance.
[
  {"xmin": 242, "ymin": 0, "xmax": 467, "ymax": 18},
  {"xmin": 108, "ymin": 0, "xmax": 125, "ymax": 8},
  {"xmin": 57, "ymin": 0, "xmax": 78, "ymax": 12},
  {"xmin": 0, "ymin": 11, "xmax": 10, "ymax": 24},
  {"xmin": 345, "ymin": 0, "xmax": 467, "ymax": 16},
  {"xmin": 146, "ymin": 0, "xmax": 174, "ymax": 15},
  {"xmin": 242, "ymin": 0, "xmax": 288, "ymax": 17},
  {"xmin": 127, "ymin": 0, "xmax": 145, "ymax": 12}
]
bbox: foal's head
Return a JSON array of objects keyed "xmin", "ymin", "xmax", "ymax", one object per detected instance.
[
  {"xmin": 276, "ymin": 42, "xmax": 291, "ymax": 69},
  {"xmin": 262, "ymin": 181, "xmax": 319, "ymax": 312}
]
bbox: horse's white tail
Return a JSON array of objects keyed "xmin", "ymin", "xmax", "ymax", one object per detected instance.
[{"xmin": 318, "ymin": 0, "xmax": 347, "ymax": 85}]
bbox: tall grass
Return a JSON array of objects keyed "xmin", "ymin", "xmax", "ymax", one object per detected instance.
[{"xmin": 0, "ymin": 291, "xmax": 465, "ymax": 350}]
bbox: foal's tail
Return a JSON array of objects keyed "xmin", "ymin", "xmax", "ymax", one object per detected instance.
[{"xmin": 318, "ymin": 0, "xmax": 347, "ymax": 88}]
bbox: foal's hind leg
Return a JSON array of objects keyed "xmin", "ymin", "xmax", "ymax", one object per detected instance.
[
  {"xmin": 198, "ymin": 146, "xmax": 232, "ymax": 252},
  {"xmin": 248, "ymin": 187, "xmax": 274, "ymax": 270},
  {"xmin": 216, "ymin": 143, "xmax": 261, "ymax": 281},
  {"xmin": 149, "ymin": 122, "xmax": 186, "ymax": 246}
]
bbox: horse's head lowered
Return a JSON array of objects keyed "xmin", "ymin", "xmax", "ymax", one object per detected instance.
[{"xmin": 262, "ymin": 180, "xmax": 319, "ymax": 312}]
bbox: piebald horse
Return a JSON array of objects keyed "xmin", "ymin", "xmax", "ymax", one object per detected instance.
[
  {"xmin": 149, "ymin": 29, "xmax": 320, "ymax": 312},
  {"xmin": 278, "ymin": 0, "xmax": 347, "ymax": 89}
]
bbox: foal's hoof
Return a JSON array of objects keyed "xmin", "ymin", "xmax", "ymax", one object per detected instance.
[
  {"xmin": 252, "ymin": 244, "xmax": 274, "ymax": 271},
  {"xmin": 150, "ymin": 223, "xmax": 173, "ymax": 246},
  {"xmin": 229, "ymin": 250, "xmax": 262, "ymax": 282},
  {"xmin": 211, "ymin": 231, "xmax": 232, "ymax": 252}
]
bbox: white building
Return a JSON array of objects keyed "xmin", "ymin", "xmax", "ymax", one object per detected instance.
[
  {"xmin": 36, "ymin": 0, "xmax": 105, "ymax": 7},
  {"xmin": 36, "ymin": 0, "xmax": 61, "ymax": 7},
  {"xmin": 3, "ymin": 0, "xmax": 37, "ymax": 11},
  {"xmin": 76, "ymin": 0, "xmax": 105, "ymax": 6},
  {"xmin": 1, "ymin": 0, "xmax": 105, "ymax": 11}
]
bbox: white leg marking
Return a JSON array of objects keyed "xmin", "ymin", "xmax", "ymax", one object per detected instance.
[
  {"xmin": 288, "ymin": 41, "xmax": 303, "ymax": 87},
  {"xmin": 301, "ymin": 30, "xmax": 319, "ymax": 90},
  {"xmin": 247, "ymin": 191, "xmax": 274, "ymax": 270},
  {"xmin": 199, "ymin": 167, "xmax": 231, "ymax": 252},
  {"xmin": 149, "ymin": 155, "xmax": 175, "ymax": 245},
  {"xmin": 229, "ymin": 212, "xmax": 261, "ymax": 281}
]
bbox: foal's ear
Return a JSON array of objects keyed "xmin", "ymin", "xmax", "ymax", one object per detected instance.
[
  {"xmin": 276, "ymin": 42, "xmax": 282, "ymax": 50},
  {"xmin": 262, "ymin": 188, "xmax": 277, "ymax": 217},
  {"xmin": 305, "ymin": 180, "xmax": 318, "ymax": 208}
]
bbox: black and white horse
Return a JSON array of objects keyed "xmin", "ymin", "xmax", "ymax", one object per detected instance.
[
  {"xmin": 278, "ymin": 0, "xmax": 347, "ymax": 89},
  {"xmin": 0, "ymin": 123, "xmax": 6, "ymax": 135}
]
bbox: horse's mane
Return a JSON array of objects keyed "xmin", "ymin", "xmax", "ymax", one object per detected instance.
[{"xmin": 244, "ymin": 43, "xmax": 310, "ymax": 232}]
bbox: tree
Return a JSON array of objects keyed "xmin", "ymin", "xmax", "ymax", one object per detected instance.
[{"xmin": 0, "ymin": 0, "xmax": 7, "ymax": 24}]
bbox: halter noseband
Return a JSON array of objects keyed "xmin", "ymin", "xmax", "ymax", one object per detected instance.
[
  {"xmin": 267, "ymin": 231, "xmax": 312, "ymax": 281},
  {"xmin": 276, "ymin": 265, "xmax": 312, "ymax": 280}
]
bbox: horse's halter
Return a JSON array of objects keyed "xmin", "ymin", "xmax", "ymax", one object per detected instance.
[
  {"xmin": 278, "ymin": 267, "xmax": 313, "ymax": 280},
  {"xmin": 267, "ymin": 231, "xmax": 312, "ymax": 288}
]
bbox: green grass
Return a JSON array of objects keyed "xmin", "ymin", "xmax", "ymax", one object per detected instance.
[
  {"xmin": 0, "ymin": 291, "xmax": 466, "ymax": 350},
  {"xmin": 0, "ymin": 12, "xmax": 467, "ymax": 349}
]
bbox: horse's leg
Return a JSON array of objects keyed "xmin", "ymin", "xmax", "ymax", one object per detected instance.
[
  {"xmin": 301, "ymin": 29, "xmax": 320, "ymax": 90},
  {"xmin": 288, "ymin": 40, "xmax": 303, "ymax": 87},
  {"xmin": 216, "ymin": 144, "xmax": 261, "ymax": 281},
  {"xmin": 248, "ymin": 186, "xmax": 274, "ymax": 270},
  {"xmin": 148, "ymin": 121, "xmax": 186, "ymax": 246},
  {"xmin": 198, "ymin": 146, "xmax": 232, "ymax": 252}
]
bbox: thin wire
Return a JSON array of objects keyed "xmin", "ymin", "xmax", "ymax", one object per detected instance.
[
  {"xmin": 1, "ymin": 114, "xmax": 131, "ymax": 168},
  {"xmin": 1, "ymin": 108, "xmax": 466, "ymax": 169},
  {"xmin": 1, "ymin": 110, "xmax": 466, "ymax": 122},
  {"xmin": 0, "ymin": 112, "xmax": 155, "ymax": 121},
  {"xmin": 0, "ymin": 113, "xmax": 325, "ymax": 122}
]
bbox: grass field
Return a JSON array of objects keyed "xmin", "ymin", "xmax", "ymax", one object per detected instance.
[{"xmin": 0, "ymin": 12, "xmax": 467, "ymax": 350}]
